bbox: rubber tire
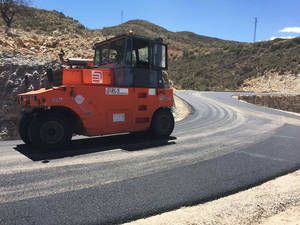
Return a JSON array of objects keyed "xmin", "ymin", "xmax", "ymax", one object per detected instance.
[
  {"xmin": 150, "ymin": 109, "xmax": 174, "ymax": 138},
  {"xmin": 28, "ymin": 112, "xmax": 72, "ymax": 149},
  {"xmin": 18, "ymin": 113, "xmax": 33, "ymax": 145}
]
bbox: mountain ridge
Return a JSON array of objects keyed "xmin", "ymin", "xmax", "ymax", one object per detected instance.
[{"xmin": 0, "ymin": 5, "xmax": 299, "ymax": 91}]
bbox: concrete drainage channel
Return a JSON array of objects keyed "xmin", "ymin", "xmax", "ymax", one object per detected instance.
[{"xmin": 237, "ymin": 94, "xmax": 300, "ymax": 114}]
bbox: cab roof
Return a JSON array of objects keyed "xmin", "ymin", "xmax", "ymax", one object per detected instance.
[{"xmin": 93, "ymin": 34, "xmax": 164, "ymax": 48}]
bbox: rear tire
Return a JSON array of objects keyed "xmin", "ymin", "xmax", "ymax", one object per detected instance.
[
  {"xmin": 28, "ymin": 112, "xmax": 72, "ymax": 149},
  {"xmin": 18, "ymin": 113, "xmax": 33, "ymax": 145},
  {"xmin": 150, "ymin": 109, "xmax": 174, "ymax": 138}
]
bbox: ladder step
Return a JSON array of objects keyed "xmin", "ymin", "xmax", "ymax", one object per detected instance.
[
  {"xmin": 136, "ymin": 117, "xmax": 150, "ymax": 124},
  {"xmin": 138, "ymin": 105, "xmax": 147, "ymax": 111},
  {"xmin": 137, "ymin": 93, "xmax": 147, "ymax": 98}
]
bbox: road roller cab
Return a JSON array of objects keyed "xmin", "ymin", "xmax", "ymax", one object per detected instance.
[{"xmin": 17, "ymin": 33, "xmax": 174, "ymax": 149}]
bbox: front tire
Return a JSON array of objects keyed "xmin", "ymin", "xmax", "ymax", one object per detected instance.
[
  {"xmin": 150, "ymin": 109, "xmax": 174, "ymax": 138},
  {"xmin": 28, "ymin": 112, "xmax": 72, "ymax": 149},
  {"xmin": 18, "ymin": 112, "xmax": 33, "ymax": 145}
]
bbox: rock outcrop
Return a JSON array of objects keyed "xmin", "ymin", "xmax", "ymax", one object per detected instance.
[
  {"xmin": 0, "ymin": 52, "xmax": 59, "ymax": 140},
  {"xmin": 240, "ymin": 72, "xmax": 300, "ymax": 95},
  {"xmin": 0, "ymin": 26, "xmax": 106, "ymax": 140}
]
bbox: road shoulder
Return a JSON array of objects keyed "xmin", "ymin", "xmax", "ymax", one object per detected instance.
[{"xmin": 173, "ymin": 94, "xmax": 193, "ymax": 122}]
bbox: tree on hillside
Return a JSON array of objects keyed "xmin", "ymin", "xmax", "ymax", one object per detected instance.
[{"xmin": 0, "ymin": 0, "xmax": 29, "ymax": 30}]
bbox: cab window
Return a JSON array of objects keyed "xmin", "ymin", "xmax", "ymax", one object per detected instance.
[
  {"xmin": 94, "ymin": 44, "xmax": 109, "ymax": 66},
  {"xmin": 109, "ymin": 39, "xmax": 125, "ymax": 64},
  {"xmin": 133, "ymin": 39, "xmax": 150, "ymax": 68},
  {"xmin": 94, "ymin": 39, "xmax": 125, "ymax": 66},
  {"xmin": 152, "ymin": 44, "xmax": 167, "ymax": 69}
]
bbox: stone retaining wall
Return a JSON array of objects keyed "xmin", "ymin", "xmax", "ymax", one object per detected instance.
[{"xmin": 238, "ymin": 95, "xmax": 300, "ymax": 113}]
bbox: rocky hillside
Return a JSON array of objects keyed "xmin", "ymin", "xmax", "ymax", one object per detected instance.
[
  {"xmin": 0, "ymin": 5, "xmax": 87, "ymax": 35},
  {"xmin": 0, "ymin": 25, "xmax": 104, "ymax": 140},
  {"xmin": 0, "ymin": 6, "xmax": 299, "ymax": 140},
  {"xmin": 0, "ymin": 52, "xmax": 58, "ymax": 139}
]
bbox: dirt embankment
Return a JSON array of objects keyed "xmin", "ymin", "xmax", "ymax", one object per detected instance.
[
  {"xmin": 238, "ymin": 95, "xmax": 300, "ymax": 113},
  {"xmin": 238, "ymin": 70, "xmax": 300, "ymax": 114},
  {"xmin": 173, "ymin": 95, "xmax": 192, "ymax": 122}
]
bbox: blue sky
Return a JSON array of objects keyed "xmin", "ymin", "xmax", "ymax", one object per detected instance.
[{"xmin": 33, "ymin": 0, "xmax": 300, "ymax": 43}]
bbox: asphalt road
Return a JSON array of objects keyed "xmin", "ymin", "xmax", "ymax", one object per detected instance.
[{"xmin": 0, "ymin": 91, "xmax": 299, "ymax": 225}]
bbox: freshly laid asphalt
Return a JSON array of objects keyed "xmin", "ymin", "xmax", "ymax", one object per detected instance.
[{"xmin": 0, "ymin": 91, "xmax": 299, "ymax": 225}]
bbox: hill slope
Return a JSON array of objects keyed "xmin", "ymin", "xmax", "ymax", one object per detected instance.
[
  {"xmin": 2, "ymin": 7, "xmax": 299, "ymax": 90},
  {"xmin": 169, "ymin": 37, "xmax": 300, "ymax": 90},
  {"xmin": 100, "ymin": 20, "xmax": 299, "ymax": 90},
  {"xmin": 0, "ymin": 5, "xmax": 87, "ymax": 34}
]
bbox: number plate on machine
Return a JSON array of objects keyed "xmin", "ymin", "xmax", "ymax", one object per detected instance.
[{"xmin": 105, "ymin": 88, "xmax": 129, "ymax": 95}]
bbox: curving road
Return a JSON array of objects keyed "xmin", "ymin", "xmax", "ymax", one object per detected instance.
[{"xmin": 0, "ymin": 91, "xmax": 299, "ymax": 225}]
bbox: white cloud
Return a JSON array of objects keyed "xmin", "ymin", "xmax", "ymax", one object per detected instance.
[
  {"xmin": 270, "ymin": 36, "xmax": 295, "ymax": 40},
  {"xmin": 279, "ymin": 27, "xmax": 300, "ymax": 33}
]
